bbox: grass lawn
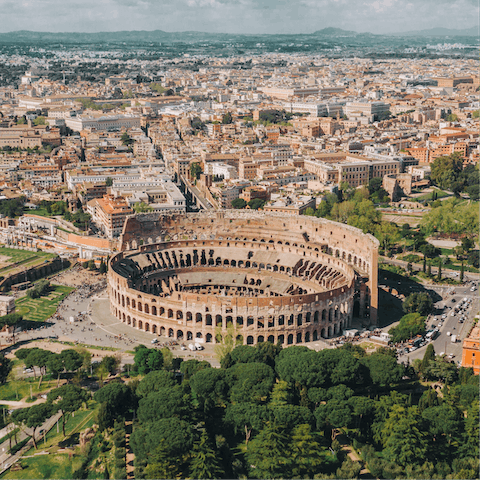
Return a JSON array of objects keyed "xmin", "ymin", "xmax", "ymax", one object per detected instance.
[
  {"xmin": 0, "ymin": 248, "xmax": 54, "ymax": 265},
  {"xmin": 0, "ymin": 378, "xmax": 58, "ymax": 402},
  {"xmin": 1, "ymin": 451, "xmax": 83, "ymax": 479},
  {"xmin": 15, "ymin": 285, "xmax": 74, "ymax": 323},
  {"xmin": 415, "ymin": 189, "xmax": 451, "ymax": 202},
  {"xmin": 40, "ymin": 405, "xmax": 98, "ymax": 450},
  {"xmin": 25, "ymin": 208, "xmax": 53, "ymax": 218},
  {"xmin": 0, "ymin": 248, "xmax": 56, "ymax": 278},
  {"xmin": 0, "ymin": 404, "xmax": 98, "ymax": 479}
]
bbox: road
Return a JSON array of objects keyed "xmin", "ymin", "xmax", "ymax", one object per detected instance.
[
  {"xmin": 400, "ymin": 280, "xmax": 479, "ymax": 363},
  {"xmin": 0, "ymin": 411, "xmax": 63, "ymax": 475}
]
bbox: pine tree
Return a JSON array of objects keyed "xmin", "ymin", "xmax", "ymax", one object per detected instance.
[
  {"xmin": 460, "ymin": 261, "xmax": 464, "ymax": 283},
  {"xmin": 247, "ymin": 422, "xmax": 291, "ymax": 479},
  {"xmin": 189, "ymin": 431, "xmax": 224, "ymax": 479},
  {"xmin": 437, "ymin": 258, "xmax": 442, "ymax": 281},
  {"xmin": 427, "ymin": 262, "xmax": 431, "ymax": 277},
  {"xmin": 420, "ymin": 343, "xmax": 435, "ymax": 377},
  {"xmin": 422, "ymin": 255, "xmax": 426, "ymax": 273}
]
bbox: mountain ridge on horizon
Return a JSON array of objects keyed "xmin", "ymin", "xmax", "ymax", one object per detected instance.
[{"xmin": 0, "ymin": 26, "xmax": 477, "ymax": 39}]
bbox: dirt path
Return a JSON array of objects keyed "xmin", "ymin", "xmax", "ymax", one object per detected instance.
[
  {"xmin": 337, "ymin": 433, "xmax": 372, "ymax": 479},
  {"xmin": 125, "ymin": 421, "xmax": 134, "ymax": 480}
]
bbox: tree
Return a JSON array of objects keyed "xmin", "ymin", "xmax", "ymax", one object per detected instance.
[
  {"xmin": 137, "ymin": 386, "xmax": 189, "ymax": 423},
  {"xmin": 48, "ymin": 384, "xmax": 89, "ymax": 437},
  {"xmin": 0, "ymin": 313, "xmax": 22, "ymax": 345},
  {"xmin": 403, "ymin": 292, "xmax": 433, "ymax": 316},
  {"xmin": 100, "ymin": 355, "xmax": 119, "ymax": 375},
  {"xmin": 221, "ymin": 112, "xmax": 233, "ymax": 124},
  {"xmin": 420, "ymin": 344, "xmax": 435, "ymax": 376},
  {"xmin": 231, "ymin": 198, "xmax": 247, "ymax": 209},
  {"xmin": 429, "ymin": 153, "xmax": 463, "ymax": 190},
  {"xmin": 136, "ymin": 371, "xmax": 176, "ymax": 399},
  {"xmin": 189, "ymin": 368, "xmax": 227, "ymax": 413},
  {"xmin": 121, "ymin": 132, "xmax": 134, "ymax": 146},
  {"xmin": 47, "ymin": 354, "xmax": 64, "ymax": 386},
  {"xmin": 368, "ymin": 177, "xmax": 383, "ymax": 195},
  {"xmin": 214, "ymin": 322, "xmax": 243, "ymax": 365},
  {"xmin": 0, "ymin": 356, "xmax": 12, "ymax": 384},
  {"xmin": 381, "ymin": 405, "xmax": 427, "ymax": 466},
  {"xmin": 133, "ymin": 345, "xmax": 163, "ymax": 375},
  {"xmin": 246, "ymin": 423, "xmax": 292, "ymax": 479},
  {"xmin": 133, "ymin": 201, "xmax": 154, "ymax": 213},
  {"xmin": 389, "ymin": 313, "xmax": 426, "ymax": 342},
  {"xmin": 99, "ymin": 259, "xmax": 107, "ymax": 274},
  {"xmin": 94, "ymin": 382, "xmax": 136, "ymax": 420},
  {"xmin": 190, "ymin": 162, "xmax": 202, "ymax": 180},
  {"xmin": 22, "ymin": 403, "xmax": 53, "ymax": 449},
  {"xmin": 463, "ymin": 399, "xmax": 479, "ymax": 457},
  {"xmin": 26, "ymin": 349, "xmax": 53, "ymax": 387},
  {"xmin": 362, "ymin": 352, "xmax": 404, "ymax": 386},
  {"xmin": 105, "ymin": 177, "xmax": 113, "ymax": 187},
  {"xmin": 461, "ymin": 237, "xmax": 474, "ymax": 255},
  {"xmin": 144, "ymin": 439, "xmax": 182, "ymax": 479},
  {"xmin": 247, "ymin": 198, "xmax": 265, "ymax": 210},
  {"xmin": 437, "ymin": 257, "xmax": 442, "ymax": 281},
  {"xmin": 424, "ymin": 358, "xmax": 458, "ymax": 385},
  {"xmin": 460, "ymin": 261, "xmax": 464, "ymax": 283},
  {"xmin": 189, "ymin": 431, "xmax": 224, "ymax": 479},
  {"xmin": 289, "ymin": 424, "xmax": 323, "ymax": 478},
  {"xmin": 225, "ymin": 403, "xmax": 268, "ymax": 445},
  {"xmin": 226, "ymin": 363, "xmax": 275, "ymax": 404},
  {"xmin": 60, "ymin": 349, "xmax": 83, "ymax": 373}
]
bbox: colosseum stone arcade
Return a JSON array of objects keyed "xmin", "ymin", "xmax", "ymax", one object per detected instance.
[{"xmin": 108, "ymin": 211, "xmax": 379, "ymax": 346}]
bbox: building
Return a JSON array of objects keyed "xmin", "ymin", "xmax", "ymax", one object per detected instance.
[
  {"xmin": 284, "ymin": 102, "xmax": 327, "ymax": 117},
  {"xmin": 260, "ymin": 86, "xmax": 320, "ymax": 100},
  {"xmin": 461, "ymin": 325, "xmax": 480, "ymax": 374},
  {"xmin": 264, "ymin": 194, "xmax": 316, "ymax": 215},
  {"xmin": 0, "ymin": 296, "xmax": 15, "ymax": 316},
  {"xmin": 304, "ymin": 153, "xmax": 400, "ymax": 188},
  {"xmin": 204, "ymin": 162, "xmax": 238, "ymax": 180},
  {"xmin": 65, "ymin": 115, "xmax": 141, "ymax": 132},
  {"xmin": 109, "ymin": 211, "xmax": 379, "ymax": 346},
  {"xmin": 344, "ymin": 101, "xmax": 390, "ymax": 122},
  {"xmin": 88, "ymin": 195, "xmax": 134, "ymax": 239}
]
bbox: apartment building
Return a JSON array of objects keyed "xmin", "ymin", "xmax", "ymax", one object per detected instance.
[
  {"xmin": 65, "ymin": 115, "xmax": 141, "ymax": 132},
  {"xmin": 260, "ymin": 86, "xmax": 319, "ymax": 100},
  {"xmin": 283, "ymin": 102, "xmax": 327, "ymax": 117},
  {"xmin": 87, "ymin": 194, "xmax": 133, "ymax": 238},
  {"xmin": 304, "ymin": 153, "xmax": 400, "ymax": 188},
  {"xmin": 209, "ymin": 184, "xmax": 241, "ymax": 209},
  {"xmin": 344, "ymin": 101, "xmax": 390, "ymax": 122},
  {"xmin": 461, "ymin": 325, "xmax": 480, "ymax": 374},
  {"xmin": 264, "ymin": 194, "xmax": 316, "ymax": 215}
]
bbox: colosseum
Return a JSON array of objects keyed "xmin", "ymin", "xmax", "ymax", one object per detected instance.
[{"xmin": 108, "ymin": 211, "xmax": 379, "ymax": 346}]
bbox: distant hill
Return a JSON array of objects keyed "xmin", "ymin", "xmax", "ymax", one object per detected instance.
[
  {"xmin": 391, "ymin": 26, "xmax": 479, "ymax": 37},
  {"xmin": 0, "ymin": 27, "xmax": 477, "ymax": 44},
  {"xmin": 312, "ymin": 27, "xmax": 358, "ymax": 36}
]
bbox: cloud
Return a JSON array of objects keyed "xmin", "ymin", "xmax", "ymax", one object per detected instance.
[{"xmin": 0, "ymin": 0, "xmax": 477, "ymax": 33}]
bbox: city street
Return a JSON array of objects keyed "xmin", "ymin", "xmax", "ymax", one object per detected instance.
[{"xmin": 402, "ymin": 280, "xmax": 479, "ymax": 363}]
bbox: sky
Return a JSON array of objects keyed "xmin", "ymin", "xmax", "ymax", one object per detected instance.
[{"xmin": 1, "ymin": 0, "xmax": 478, "ymax": 34}]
